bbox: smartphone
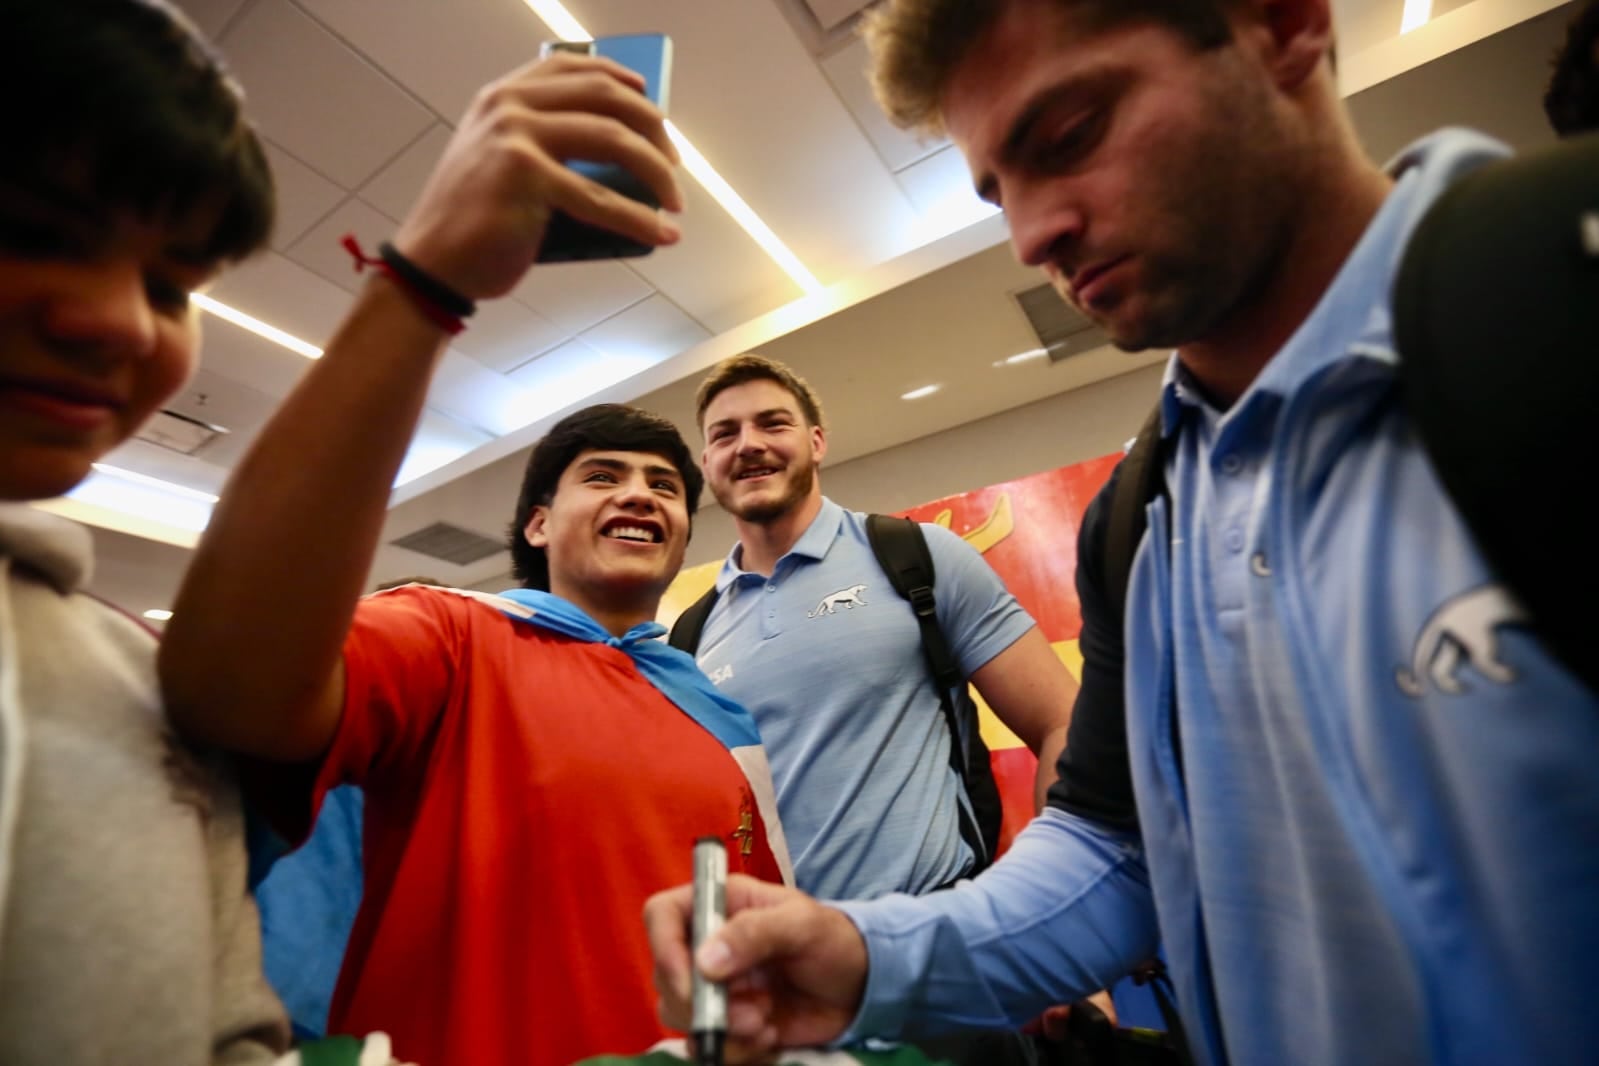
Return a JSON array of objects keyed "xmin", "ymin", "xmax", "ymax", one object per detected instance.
[{"xmin": 536, "ymin": 33, "xmax": 674, "ymax": 263}]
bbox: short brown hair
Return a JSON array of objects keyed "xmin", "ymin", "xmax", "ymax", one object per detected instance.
[
  {"xmin": 862, "ymin": 0, "xmax": 1238, "ymax": 135},
  {"xmin": 694, "ymin": 354, "xmax": 826, "ymax": 432}
]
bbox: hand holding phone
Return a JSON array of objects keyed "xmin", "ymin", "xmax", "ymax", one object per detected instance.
[{"xmin": 536, "ymin": 33, "xmax": 675, "ymax": 263}]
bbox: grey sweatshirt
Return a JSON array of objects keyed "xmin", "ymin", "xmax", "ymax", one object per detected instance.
[{"xmin": 0, "ymin": 504, "xmax": 289, "ymax": 1064}]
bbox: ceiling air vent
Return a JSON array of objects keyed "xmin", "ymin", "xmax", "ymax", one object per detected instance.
[
  {"xmin": 136, "ymin": 409, "xmax": 226, "ymax": 455},
  {"xmin": 1012, "ymin": 282, "xmax": 1109, "ymax": 364},
  {"xmin": 389, "ymin": 522, "xmax": 505, "ymax": 566}
]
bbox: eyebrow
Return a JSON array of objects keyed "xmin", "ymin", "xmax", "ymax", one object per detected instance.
[
  {"xmin": 706, "ymin": 407, "xmax": 797, "ymax": 433},
  {"xmin": 578, "ymin": 456, "xmax": 682, "ymax": 483},
  {"xmin": 974, "ymin": 75, "xmax": 1111, "ymax": 203}
]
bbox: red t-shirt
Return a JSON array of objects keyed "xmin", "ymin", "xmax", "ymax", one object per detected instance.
[{"xmin": 256, "ymin": 587, "xmax": 784, "ymax": 1066}]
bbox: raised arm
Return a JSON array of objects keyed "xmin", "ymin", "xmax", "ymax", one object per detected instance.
[{"xmin": 160, "ymin": 52, "xmax": 682, "ymax": 760}]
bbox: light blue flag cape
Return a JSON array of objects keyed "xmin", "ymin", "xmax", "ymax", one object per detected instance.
[{"xmin": 251, "ymin": 586, "xmax": 791, "ymax": 1038}]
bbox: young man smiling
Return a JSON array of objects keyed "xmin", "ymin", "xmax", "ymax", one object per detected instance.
[
  {"xmin": 688, "ymin": 354, "xmax": 1076, "ymax": 902},
  {"xmin": 158, "ymin": 38, "xmax": 789, "ymax": 1066},
  {"xmin": 645, "ymin": 1, "xmax": 1599, "ymax": 1064}
]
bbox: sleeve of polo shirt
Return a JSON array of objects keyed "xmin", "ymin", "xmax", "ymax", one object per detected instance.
[
  {"xmin": 920, "ymin": 522, "xmax": 1037, "ymax": 679},
  {"xmin": 1044, "ymin": 473, "xmax": 1142, "ymax": 835},
  {"xmin": 248, "ymin": 585, "xmax": 465, "ymax": 845}
]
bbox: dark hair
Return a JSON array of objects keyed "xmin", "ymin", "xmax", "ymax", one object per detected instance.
[
  {"xmin": 1545, "ymin": 0, "xmax": 1599, "ymax": 136},
  {"xmin": 506, "ymin": 404, "xmax": 704, "ymax": 589},
  {"xmin": 695, "ymin": 353, "xmax": 827, "ymax": 432},
  {"xmin": 863, "ymin": 0, "xmax": 1239, "ymax": 134},
  {"xmin": 2, "ymin": 0, "xmax": 275, "ymax": 262}
]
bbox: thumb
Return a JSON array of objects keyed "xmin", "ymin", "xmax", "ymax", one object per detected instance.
[{"xmin": 697, "ymin": 901, "xmax": 812, "ymax": 981}]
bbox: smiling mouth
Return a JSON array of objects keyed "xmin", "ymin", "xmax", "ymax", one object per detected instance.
[
  {"xmin": 735, "ymin": 466, "xmax": 779, "ymax": 482},
  {"xmin": 603, "ymin": 524, "xmax": 663, "ymax": 544}
]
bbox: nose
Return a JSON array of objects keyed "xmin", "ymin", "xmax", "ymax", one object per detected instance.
[
  {"xmin": 1006, "ymin": 182, "xmax": 1085, "ymax": 271},
  {"xmin": 41, "ymin": 261, "xmax": 159, "ymax": 360},
  {"xmin": 734, "ymin": 426, "xmax": 766, "ymax": 457},
  {"xmin": 615, "ymin": 474, "xmax": 659, "ymax": 511}
]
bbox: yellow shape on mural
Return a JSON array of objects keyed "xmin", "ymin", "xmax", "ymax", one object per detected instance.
[{"xmin": 975, "ymin": 638, "xmax": 1082, "ymax": 749}]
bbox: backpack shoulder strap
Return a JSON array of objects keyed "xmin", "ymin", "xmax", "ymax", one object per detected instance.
[
  {"xmin": 667, "ymin": 583, "xmax": 722, "ymax": 655},
  {"xmin": 1104, "ymin": 404, "xmax": 1168, "ymax": 633},
  {"xmin": 866, "ymin": 513, "xmax": 960, "ymax": 690},
  {"xmin": 866, "ymin": 513, "xmax": 1001, "ymax": 867}
]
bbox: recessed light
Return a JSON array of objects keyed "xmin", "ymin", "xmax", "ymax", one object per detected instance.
[
  {"xmin": 992, "ymin": 347, "xmax": 1048, "ymax": 368},
  {"xmin": 143, "ymin": 609, "xmax": 173, "ymax": 621},
  {"xmin": 901, "ymin": 384, "xmax": 941, "ymax": 401},
  {"xmin": 1400, "ymin": 0, "xmax": 1432, "ymax": 33}
]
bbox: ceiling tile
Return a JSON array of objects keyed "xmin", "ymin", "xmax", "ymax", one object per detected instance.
[
  {"xmin": 428, "ymin": 351, "xmax": 541, "ymax": 437},
  {"xmin": 296, "ymin": 0, "xmax": 553, "ymax": 119},
  {"xmin": 504, "ymin": 338, "xmax": 629, "ymax": 415},
  {"xmin": 594, "ymin": 0, "xmax": 920, "ymax": 282},
  {"xmin": 451, "ymin": 298, "xmax": 571, "ymax": 375},
  {"xmin": 819, "ymin": 36, "xmax": 947, "ymax": 173},
  {"xmin": 219, "ymin": 0, "xmax": 436, "ymax": 188},
  {"xmin": 194, "ymin": 309, "xmax": 319, "ymax": 399},
  {"xmin": 624, "ymin": 177, "xmax": 799, "ymax": 333},
  {"xmin": 358, "ymin": 123, "xmax": 452, "ymax": 221},
  {"xmin": 181, "ymin": 0, "xmax": 251, "ymax": 41},
  {"xmin": 262, "ymin": 140, "xmax": 345, "ymax": 249},
  {"xmin": 97, "ymin": 437, "xmax": 233, "ymax": 499},
  {"xmin": 511, "ymin": 260, "xmax": 655, "ymax": 336},
  {"xmin": 207, "ymin": 250, "xmax": 358, "ymax": 348},
  {"xmin": 283, "ymin": 198, "xmax": 402, "ymax": 292},
  {"xmin": 577, "ymin": 294, "xmax": 712, "ymax": 365}
]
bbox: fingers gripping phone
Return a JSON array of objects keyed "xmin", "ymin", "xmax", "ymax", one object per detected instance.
[{"xmin": 536, "ymin": 33, "xmax": 674, "ymax": 263}]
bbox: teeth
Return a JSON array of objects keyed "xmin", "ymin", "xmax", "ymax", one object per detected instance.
[
  {"xmin": 605, "ymin": 526, "xmax": 657, "ymax": 543},
  {"xmin": 738, "ymin": 468, "xmax": 777, "ymax": 480}
]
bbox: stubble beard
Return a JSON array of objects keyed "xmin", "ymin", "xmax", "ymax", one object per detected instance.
[{"xmin": 723, "ymin": 459, "xmax": 817, "ymax": 525}]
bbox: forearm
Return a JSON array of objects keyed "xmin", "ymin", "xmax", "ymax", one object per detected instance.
[
  {"xmin": 1032, "ymin": 723, "xmax": 1068, "ymax": 810},
  {"xmin": 161, "ymin": 277, "xmax": 447, "ymax": 758},
  {"xmin": 835, "ymin": 807, "xmax": 1157, "ymax": 1040}
]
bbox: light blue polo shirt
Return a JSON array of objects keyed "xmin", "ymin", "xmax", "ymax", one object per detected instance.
[
  {"xmin": 840, "ymin": 129, "xmax": 1599, "ymax": 1065},
  {"xmin": 697, "ymin": 498, "xmax": 1034, "ymax": 899}
]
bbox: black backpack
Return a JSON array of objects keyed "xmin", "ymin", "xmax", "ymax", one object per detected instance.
[
  {"xmin": 669, "ymin": 513, "xmax": 1005, "ymax": 872},
  {"xmin": 1102, "ymin": 133, "xmax": 1599, "ymax": 694}
]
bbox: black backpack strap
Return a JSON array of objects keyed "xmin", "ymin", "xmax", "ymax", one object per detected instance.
[
  {"xmin": 1104, "ymin": 404, "xmax": 1167, "ymax": 634},
  {"xmin": 1392, "ymin": 132, "xmax": 1599, "ymax": 694},
  {"xmin": 866, "ymin": 513, "xmax": 1001, "ymax": 868},
  {"xmin": 667, "ymin": 583, "xmax": 722, "ymax": 655}
]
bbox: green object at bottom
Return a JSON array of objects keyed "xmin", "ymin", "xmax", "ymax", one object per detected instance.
[
  {"xmin": 579, "ymin": 1046, "xmax": 953, "ymax": 1066},
  {"xmin": 296, "ymin": 1035, "xmax": 364, "ymax": 1066}
]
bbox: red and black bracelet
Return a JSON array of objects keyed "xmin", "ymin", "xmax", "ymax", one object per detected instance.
[{"xmin": 341, "ymin": 234, "xmax": 476, "ymax": 335}]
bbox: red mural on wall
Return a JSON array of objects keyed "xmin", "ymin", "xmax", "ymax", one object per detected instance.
[{"xmin": 893, "ymin": 450, "xmax": 1123, "ymax": 856}]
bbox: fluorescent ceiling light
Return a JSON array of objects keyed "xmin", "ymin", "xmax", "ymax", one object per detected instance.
[
  {"xmin": 521, "ymin": 0, "xmax": 590, "ymax": 41},
  {"xmin": 92, "ymin": 464, "xmax": 219, "ymax": 503},
  {"xmin": 900, "ymin": 384, "xmax": 941, "ymax": 400},
  {"xmin": 520, "ymin": 0, "xmax": 821, "ymax": 294},
  {"xmin": 70, "ymin": 465, "xmax": 217, "ymax": 532},
  {"xmin": 667, "ymin": 123, "xmax": 823, "ymax": 294},
  {"xmin": 194, "ymin": 293, "xmax": 322, "ymax": 360},
  {"xmin": 993, "ymin": 347, "xmax": 1048, "ymax": 368},
  {"xmin": 1400, "ymin": 0, "xmax": 1432, "ymax": 34},
  {"xmin": 143, "ymin": 609, "xmax": 173, "ymax": 621}
]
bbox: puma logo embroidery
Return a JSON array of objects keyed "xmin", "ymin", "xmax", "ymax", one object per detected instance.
[
  {"xmin": 1397, "ymin": 584, "xmax": 1529, "ymax": 697},
  {"xmin": 807, "ymin": 583, "xmax": 868, "ymax": 617}
]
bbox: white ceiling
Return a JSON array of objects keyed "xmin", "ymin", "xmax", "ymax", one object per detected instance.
[{"xmin": 73, "ymin": 0, "xmax": 1577, "ymax": 622}]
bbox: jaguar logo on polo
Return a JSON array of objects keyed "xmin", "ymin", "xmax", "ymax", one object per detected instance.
[
  {"xmin": 807, "ymin": 583, "xmax": 868, "ymax": 618},
  {"xmin": 1396, "ymin": 583, "xmax": 1529, "ymax": 697}
]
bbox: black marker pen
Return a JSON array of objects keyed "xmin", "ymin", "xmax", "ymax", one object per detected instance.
[{"xmin": 691, "ymin": 836, "xmax": 728, "ymax": 1066}]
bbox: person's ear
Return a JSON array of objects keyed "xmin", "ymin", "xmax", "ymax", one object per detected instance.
[
  {"xmin": 810, "ymin": 424, "xmax": 828, "ymax": 465},
  {"xmin": 1259, "ymin": 0, "xmax": 1335, "ymax": 91},
  {"xmin": 523, "ymin": 506, "xmax": 550, "ymax": 548}
]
